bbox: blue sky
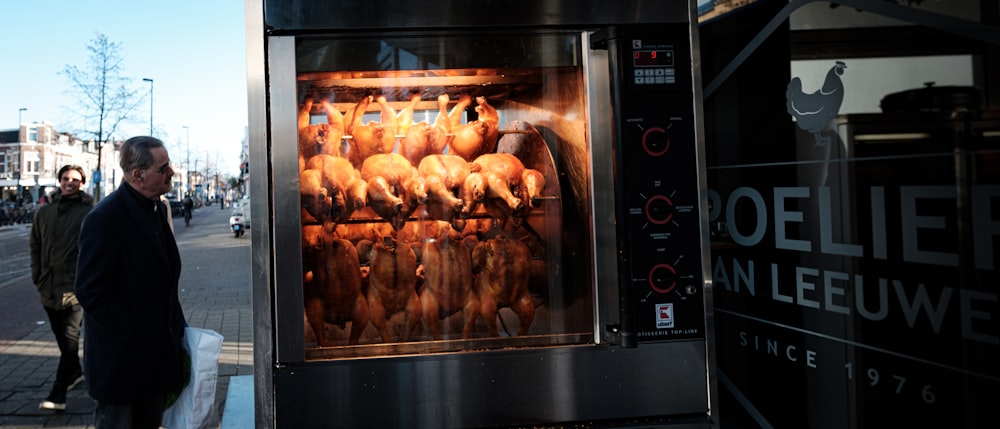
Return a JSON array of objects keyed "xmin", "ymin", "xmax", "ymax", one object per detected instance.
[{"xmin": 1, "ymin": 0, "xmax": 247, "ymax": 176}]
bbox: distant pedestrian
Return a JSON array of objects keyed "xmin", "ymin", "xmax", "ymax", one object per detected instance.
[
  {"xmin": 183, "ymin": 195, "xmax": 194, "ymax": 217},
  {"xmin": 30, "ymin": 164, "xmax": 93, "ymax": 411},
  {"xmin": 75, "ymin": 136, "xmax": 187, "ymax": 429}
]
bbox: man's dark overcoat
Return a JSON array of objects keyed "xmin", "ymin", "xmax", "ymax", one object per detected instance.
[{"xmin": 75, "ymin": 182, "xmax": 185, "ymax": 403}]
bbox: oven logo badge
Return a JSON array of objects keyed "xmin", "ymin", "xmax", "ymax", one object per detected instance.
[{"xmin": 655, "ymin": 303, "xmax": 674, "ymax": 328}]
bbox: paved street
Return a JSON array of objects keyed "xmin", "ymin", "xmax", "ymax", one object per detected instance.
[{"xmin": 0, "ymin": 204, "xmax": 253, "ymax": 428}]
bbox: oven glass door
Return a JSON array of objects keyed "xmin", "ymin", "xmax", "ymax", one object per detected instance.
[{"xmin": 294, "ymin": 32, "xmax": 597, "ymax": 359}]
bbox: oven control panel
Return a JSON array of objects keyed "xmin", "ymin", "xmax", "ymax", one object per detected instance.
[{"xmin": 610, "ymin": 24, "xmax": 707, "ymax": 343}]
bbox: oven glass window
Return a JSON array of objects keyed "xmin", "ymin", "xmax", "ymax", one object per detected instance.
[{"xmin": 295, "ymin": 33, "xmax": 596, "ymax": 359}]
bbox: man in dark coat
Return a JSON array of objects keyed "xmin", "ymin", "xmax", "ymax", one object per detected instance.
[
  {"xmin": 75, "ymin": 136, "xmax": 186, "ymax": 429},
  {"xmin": 31, "ymin": 165, "xmax": 93, "ymax": 411}
]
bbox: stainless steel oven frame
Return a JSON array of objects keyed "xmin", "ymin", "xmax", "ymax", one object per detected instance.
[{"xmin": 245, "ymin": 1, "xmax": 717, "ymax": 428}]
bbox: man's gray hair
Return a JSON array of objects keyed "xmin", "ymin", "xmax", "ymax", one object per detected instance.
[{"xmin": 119, "ymin": 136, "xmax": 165, "ymax": 173}]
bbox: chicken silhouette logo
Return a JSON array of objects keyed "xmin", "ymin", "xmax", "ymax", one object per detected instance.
[{"xmin": 786, "ymin": 61, "xmax": 847, "ymax": 147}]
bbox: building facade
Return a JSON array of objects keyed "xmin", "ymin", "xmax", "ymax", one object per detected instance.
[{"xmin": 0, "ymin": 122, "xmax": 107, "ymax": 205}]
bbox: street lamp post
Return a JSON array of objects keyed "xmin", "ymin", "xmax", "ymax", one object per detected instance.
[
  {"xmin": 15, "ymin": 108, "xmax": 26, "ymax": 203},
  {"xmin": 183, "ymin": 125, "xmax": 190, "ymax": 194},
  {"xmin": 142, "ymin": 78, "xmax": 154, "ymax": 135}
]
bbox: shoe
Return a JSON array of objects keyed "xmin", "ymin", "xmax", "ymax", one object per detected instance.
[
  {"xmin": 38, "ymin": 388, "xmax": 67, "ymax": 411},
  {"xmin": 67, "ymin": 372, "xmax": 85, "ymax": 391}
]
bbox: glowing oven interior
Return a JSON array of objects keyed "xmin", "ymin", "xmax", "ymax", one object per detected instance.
[{"xmin": 294, "ymin": 32, "xmax": 598, "ymax": 359}]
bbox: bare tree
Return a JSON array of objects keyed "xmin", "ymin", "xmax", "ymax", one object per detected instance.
[{"xmin": 61, "ymin": 32, "xmax": 145, "ymax": 200}]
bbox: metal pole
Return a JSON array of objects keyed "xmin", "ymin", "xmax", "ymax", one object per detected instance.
[
  {"xmin": 183, "ymin": 125, "xmax": 190, "ymax": 194},
  {"xmin": 16, "ymin": 108, "xmax": 26, "ymax": 203},
  {"xmin": 142, "ymin": 78, "xmax": 154, "ymax": 135}
]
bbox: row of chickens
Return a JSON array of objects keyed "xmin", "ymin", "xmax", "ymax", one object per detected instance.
[
  {"xmin": 299, "ymin": 92, "xmax": 500, "ymax": 168},
  {"xmin": 301, "ymin": 150, "xmax": 546, "ymax": 232},
  {"xmin": 303, "ymin": 221, "xmax": 539, "ymax": 346},
  {"xmin": 299, "ymin": 92, "xmax": 540, "ymax": 232}
]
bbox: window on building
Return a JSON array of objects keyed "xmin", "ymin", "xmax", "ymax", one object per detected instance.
[{"xmin": 25, "ymin": 152, "xmax": 39, "ymax": 174}]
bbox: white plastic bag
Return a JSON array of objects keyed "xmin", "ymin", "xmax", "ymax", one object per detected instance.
[{"xmin": 162, "ymin": 327, "xmax": 224, "ymax": 429}]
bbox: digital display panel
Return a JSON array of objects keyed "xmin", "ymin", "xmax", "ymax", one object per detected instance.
[{"xmin": 633, "ymin": 49, "xmax": 674, "ymax": 67}]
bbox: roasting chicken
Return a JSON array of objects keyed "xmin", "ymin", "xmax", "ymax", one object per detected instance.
[
  {"xmin": 416, "ymin": 154, "xmax": 471, "ymax": 228},
  {"xmin": 418, "ymin": 153, "xmax": 472, "ymax": 190},
  {"xmin": 418, "ymin": 227, "xmax": 480, "ymax": 339},
  {"xmin": 458, "ymin": 172, "xmax": 488, "ymax": 216},
  {"xmin": 365, "ymin": 176, "xmax": 404, "ymax": 230},
  {"xmin": 470, "ymin": 153, "xmax": 549, "ymax": 226},
  {"xmin": 449, "ymin": 96, "xmax": 499, "ymax": 161},
  {"xmin": 303, "ymin": 227, "xmax": 369, "ymax": 346},
  {"xmin": 482, "ymin": 171, "xmax": 524, "ymax": 213},
  {"xmin": 465, "ymin": 153, "xmax": 525, "ymax": 215},
  {"xmin": 300, "ymin": 168, "xmax": 331, "ymax": 225},
  {"xmin": 298, "ymin": 96, "xmax": 345, "ymax": 159},
  {"xmin": 305, "ymin": 154, "xmax": 367, "ymax": 223},
  {"xmin": 472, "ymin": 235, "xmax": 535, "ymax": 336},
  {"xmin": 400, "ymin": 122, "xmax": 434, "ymax": 166},
  {"xmin": 449, "ymin": 121, "xmax": 490, "ymax": 162},
  {"xmin": 520, "ymin": 169, "xmax": 546, "ymax": 209},
  {"xmin": 399, "ymin": 94, "xmax": 446, "ymax": 166},
  {"xmin": 472, "ymin": 152, "xmax": 524, "ymax": 183},
  {"xmin": 497, "ymin": 121, "xmax": 560, "ymax": 204},
  {"xmin": 334, "ymin": 220, "xmax": 395, "ymax": 244},
  {"xmin": 477, "ymin": 168, "xmax": 546, "ymax": 228},
  {"xmin": 358, "ymin": 236, "xmax": 422, "ymax": 342},
  {"xmin": 417, "ymin": 175, "xmax": 464, "ymax": 230},
  {"xmin": 348, "ymin": 95, "xmax": 397, "ymax": 168},
  {"xmin": 361, "ymin": 153, "xmax": 428, "ymax": 230}
]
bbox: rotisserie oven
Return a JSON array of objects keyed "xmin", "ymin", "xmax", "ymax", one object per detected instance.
[{"xmin": 246, "ymin": 1, "xmax": 717, "ymax": 427}]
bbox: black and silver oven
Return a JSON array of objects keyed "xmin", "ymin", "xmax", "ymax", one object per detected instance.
[{"xmin": 245, "ymin": 1, "xmax": 717, "ymax": 427}]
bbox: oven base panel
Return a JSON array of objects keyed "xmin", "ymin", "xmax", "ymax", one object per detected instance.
[{"xmin": 274, "ymin": 341, "xmax": 710, "ymax": 428}]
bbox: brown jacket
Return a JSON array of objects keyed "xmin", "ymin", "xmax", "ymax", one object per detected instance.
[{"xmin": 30, "ymin": 191, "xmax": 94, "ymax": 309}]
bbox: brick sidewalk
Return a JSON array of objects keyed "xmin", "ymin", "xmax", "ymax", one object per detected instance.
[{"xmin": 0, "ymin": 206, "xmax": 253, "ymax": 429}]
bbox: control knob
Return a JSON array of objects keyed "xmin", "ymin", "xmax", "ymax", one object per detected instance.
[{"xmin": 642, "ymin": 127, "xmax": 670, "ymax": 156}]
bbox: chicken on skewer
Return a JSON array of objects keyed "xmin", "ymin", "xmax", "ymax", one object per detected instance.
[
  {"xmin": 361, "ymin": 153, "xmax": 428, "ymax": 230},
  {"xmin": 416, "ymin": 154, "xmax": 473, "ymax": 230},
  {"xmin": 303, "ymin": 227, "xmax": 369, "ymax": 346},
  {"xmin": 298, "ymin": 96, "xmax": 345, "ymax": 160},
  {"xmin": 449, "ymin": 96, "xmax": 500, "ymax": 161},
  {"xmin": 348, "ymin": 95, "xmax": 398, "ymax": 168},
  {"xmin": 399, "ymin": 93, "xmax": 449, "ymax": 166},
  {"xmin": 359, "ymin": 236, "xmax": 422, "ymax": 343},
  {"xmin": 306, "ymin": 154, "xmax": 367, "ymax": 224},
  {"xmin": 472, "ymin": 234, "xmax": 535, "ymax": 337},
  {"xmin": 464, "ymin": 153, "xmax": 525, "ymax": 215},
  {"xmin": 419, "ymin": 226, "xmax": 480, "ymax": 340}
]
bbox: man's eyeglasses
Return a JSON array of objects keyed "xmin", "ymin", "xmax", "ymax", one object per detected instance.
[{"xmin": 151, "ymin": 162, "xmax": 172, "ymax": 174}]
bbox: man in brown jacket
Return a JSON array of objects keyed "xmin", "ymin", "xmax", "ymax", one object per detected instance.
[{"xmin": 30, "ymin": 165, "xmax": 93, "ymax": 411}]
